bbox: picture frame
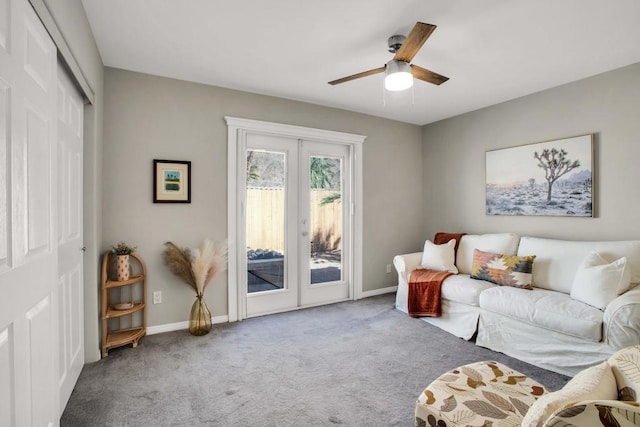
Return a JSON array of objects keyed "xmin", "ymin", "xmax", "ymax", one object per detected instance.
[
  {"xmin": 153, "ymin": 159, "xmax": 191, "ymax": 203},
  {"xmin": 485, "ymin": 134, "xmax": 594, "ymax": 217}
]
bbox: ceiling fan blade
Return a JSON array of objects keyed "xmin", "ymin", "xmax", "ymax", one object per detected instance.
[
  {"xmin": 393, "ymin": 22, "xmax": 436, "ymax": 63},
  {"xmin": 411, "ymin": 64, "xmax": 449, "ymax": 85},
  {"xmin": 328, "ymin": 66, "xmax": 386, "ymax": 85}
]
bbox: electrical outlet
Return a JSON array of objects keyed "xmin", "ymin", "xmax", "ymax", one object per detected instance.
[
  {"xmin": 153, "ymin": 291, "xmax": 162, "ymax": 304},
  {"xmin": 386, "ymin": 264, "xmax": 391, "ymax": 274}
]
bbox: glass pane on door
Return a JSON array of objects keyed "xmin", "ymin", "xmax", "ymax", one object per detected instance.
[
  {"xmin": 246, "ymin": 149, "xmax": 286, "ymax": 293},
  {"xmin": 309, "ymin": 156, "xmax": 342, "ymax": 285}
]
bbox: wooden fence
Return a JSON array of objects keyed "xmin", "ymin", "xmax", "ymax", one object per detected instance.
[{"xmin": 245, "ymin": 188, "xmax": 342, "ymax": 253}]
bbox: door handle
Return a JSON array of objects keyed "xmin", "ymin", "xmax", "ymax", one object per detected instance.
[{"xmin": 301, "ymin": 231, "xmax": 308, "ymax": 237}]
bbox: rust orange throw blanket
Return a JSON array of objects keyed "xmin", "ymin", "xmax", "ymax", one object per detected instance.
[{"xmin": 408, "ymin": 269, "xmax": 454, "ymax": 317}]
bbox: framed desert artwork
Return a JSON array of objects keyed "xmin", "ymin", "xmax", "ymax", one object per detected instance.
[
  {"xmin": 153, "ymin": 159, "xmax": 191, "ymax": 203},
  {"xmin": 485, "ymin": 134, "xmax": 594, "ymax": 217}
]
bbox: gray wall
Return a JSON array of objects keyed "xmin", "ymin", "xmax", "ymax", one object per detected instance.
[
  {"xmin": 102, "ymin": 68, "xmax": 423, "ymax": 327},
  {"xmin": 421, "ymin": 63, "xmax": 640, "ymax": 243},
  {"xmin": 41, "ymin": 0, "xmax": 104, "ymax": 363},
  {"xmin": 35, "ymin": 0, "xmax": 639, "ymax": 363}
]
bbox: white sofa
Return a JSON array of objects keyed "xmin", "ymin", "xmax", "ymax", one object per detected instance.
[{"xmin": 394, "ymin": 233, "xmax": 640, "ymax": 376}]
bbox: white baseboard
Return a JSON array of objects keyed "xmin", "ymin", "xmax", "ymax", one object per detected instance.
[
  {"xmin": 146, "ymin": 288, "xmax": 395, "ymax": 335},
  {"xmin": 146, "ymin": 315, "xmax": 229, "ymax": 335},
  {"xmin": 357, "ymin": 285, "xmax": 397, "ymax": 300},
  {"xmin": 146, "ymin": 289, "xmax": 395, "ymax": 335}
]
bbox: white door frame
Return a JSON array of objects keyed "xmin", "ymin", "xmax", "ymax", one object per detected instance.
[{"xmin": 226, "ymin": 117, "xmax": 365, "ymax": 321}]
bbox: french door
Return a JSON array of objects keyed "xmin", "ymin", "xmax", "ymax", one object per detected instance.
[{"xmin": 242, "ymin": 134, "xmax": 351, "ymax": 317}]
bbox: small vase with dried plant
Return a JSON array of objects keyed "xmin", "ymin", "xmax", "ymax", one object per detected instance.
[
  {"xmin": 111, "ymin": 241, "xmax": 137, "ymax": 281},
  {"xmin": 162, "ymin": 239, "xmax": 227, "ymax": 336}
]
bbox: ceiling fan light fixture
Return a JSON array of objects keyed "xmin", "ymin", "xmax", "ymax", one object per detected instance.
[{"xmin": 384, "ymin": 60, "xmax": 413, "ymax": 91}]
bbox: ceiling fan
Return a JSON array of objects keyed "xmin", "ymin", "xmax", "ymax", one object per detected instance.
[{"xmin": 328, "ymin": 22, "xmax": 449, "ymax": 91}]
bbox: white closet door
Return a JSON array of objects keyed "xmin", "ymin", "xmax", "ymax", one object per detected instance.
[
  {"xmin": 56, "ymin": 61, "xmax": 84, "ymax": 413},
  {"xmin": 0, "ymin": 0, "xmax": 59, "ymax": 425}
]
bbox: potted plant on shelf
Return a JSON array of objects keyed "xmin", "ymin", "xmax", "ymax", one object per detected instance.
[
  {"xmin": 111, "ymin": 241, "xmax": 137, "ymax": 281},
  {"xmin": 162, "ymin": 239, "xmax": 227, "ymax": 336}
]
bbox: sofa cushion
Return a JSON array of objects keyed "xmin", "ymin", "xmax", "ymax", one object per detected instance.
[
  {"xmin": 456, "ymin": 233, "xmax": 520, "ymax": 275},
  {"xmin": 471, "ymin": 249, "xmax": 535, "ymax": 289},
  {"xmin": 521, "ymin": 360, "xmax": 617, "ymax": 427},
  {"xmin": 517, "ymin": 237, "xmax": 640, "ymax": 294},
  {"xmin": 420, "ymin": 239, "xmax": 458, "ymax": 273},
  {"xmin": 570, "ymin": 252, "xmax": 631, "ymax": 310},
  {"xmin": 608, "ymin": 344, "xmax": 640, "ymax": 402},
  {"xmin": 479, "ymin": 286, "xmax": 603, "ymax": 341},
  {"xmin": 441, "ymin": 274, "xmax": 495, "ymax": 306}
]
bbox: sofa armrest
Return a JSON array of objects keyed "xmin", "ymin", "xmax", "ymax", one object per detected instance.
[
  {"xmin": 603, "ymin": 286, "xmax": 640, "ymax": 349},
  {"xmin": 392, "ymin": 252, "xmax": 422, "ymax": 284},
  {"xmin": 543, "ymin": 399, "xmax": 640, "ymax": 427}
]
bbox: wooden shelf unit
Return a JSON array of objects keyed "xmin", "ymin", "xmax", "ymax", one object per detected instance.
[
  {"xmin": 104, "ymin": 328, "xmax": 146, "ymax": 348},
  {"xmin": 101, "ymin": 252, "xmax": 147, "ymax": 357}
]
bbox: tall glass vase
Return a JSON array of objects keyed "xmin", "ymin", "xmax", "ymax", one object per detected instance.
[{"xmin": 189, "ymin": 295, "xmax": 212, "ymax": 336}]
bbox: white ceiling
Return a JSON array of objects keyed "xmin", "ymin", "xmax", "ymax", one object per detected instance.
[{"xmin": 81, "ymin": 0, "xmax": 640, "ymax": 126}]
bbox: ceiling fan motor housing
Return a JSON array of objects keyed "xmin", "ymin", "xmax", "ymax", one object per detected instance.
[
  {"xmin": 387, "ymin": 35, "xmax": 406, "ymax": 53},
  {"xmin": 328, "ymin": 23, "xmax": 448, "ymax": 87}
]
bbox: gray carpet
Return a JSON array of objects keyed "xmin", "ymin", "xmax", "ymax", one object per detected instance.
[{"xmin": 61, "ymin": 294, "xmax": 569, "ymax": 426}]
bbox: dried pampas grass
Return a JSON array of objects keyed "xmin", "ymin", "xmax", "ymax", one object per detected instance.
[
  {"xmin": 162, "ymin": 242, "xmax": 197, "ymax": 292},
  {"xmin": 163, "ymin": 239, "xmax": 227, "ymax": 297},
  {"xmin": 192, "ymin": 239, "xmax": 228, "ymax": 296}
]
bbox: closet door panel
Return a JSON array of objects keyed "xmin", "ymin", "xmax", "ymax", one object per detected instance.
[{"xmin": 0, "ymin": 0, "xmax": 59, "ymax": 424}]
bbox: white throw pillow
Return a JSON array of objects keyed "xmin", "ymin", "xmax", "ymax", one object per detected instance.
[
  {"xmin": 570, "ymin": 251, "xmax": 631, "ymax": 310},
  {"xmin": 420, "ymin": 239, "xmax": 458, "ymax": 273},
  {"xmin": 522, "ymin": 361, "xmax": 618, "ymax": 427}
]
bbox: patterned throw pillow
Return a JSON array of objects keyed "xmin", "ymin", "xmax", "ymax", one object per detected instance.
[{"xmin": 471, "ymin": 249, "xmax": 536, "ymax": 289}]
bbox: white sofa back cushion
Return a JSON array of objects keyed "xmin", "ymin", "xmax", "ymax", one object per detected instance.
[
  {"xmin": 456, "ymin": 233, "xmax": 520, "ymax": 275},
  {"xmin": 517, "ymin": 237, "xmax": 640, "ymax": 294}
]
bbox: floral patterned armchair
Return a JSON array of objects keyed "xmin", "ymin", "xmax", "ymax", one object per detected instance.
[{"xmin": 415, "ymin": 345, "xmax": 640, "ymax": 427}]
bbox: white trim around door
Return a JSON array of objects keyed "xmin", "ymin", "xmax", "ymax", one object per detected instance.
[{"xmin": 225, "ymin": 117, "xmax": 365, "ymax": 321}]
